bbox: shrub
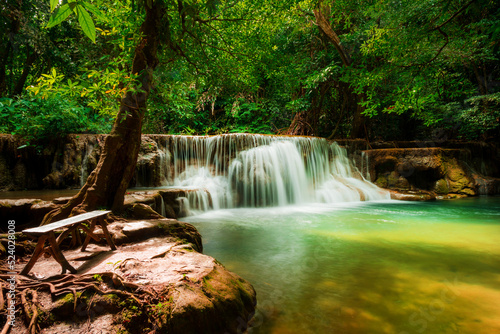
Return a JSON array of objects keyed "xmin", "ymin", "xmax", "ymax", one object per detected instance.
[{"xmin": 0, "ymin": 95, "xmax": 111, "ymax": 143}]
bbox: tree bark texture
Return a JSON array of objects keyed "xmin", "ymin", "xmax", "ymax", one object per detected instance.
[
  {"xmin": 42, "ymin": 3, "xmax": 166, "ymax": 225},
  {"xmin": 13, "ymin": 48, "xmax": 38, "ymax": 96},
  {"xmin": 313, "ymin": 8, "xmax": 351, "ymax": 67},
  {"xmin": 314, "ymin": 7, "xmax": 365, "ymax": 139},
  {"xmin": 287, "ymin": 6, "xmax": 365, "ymax": 138},
  {"xmin": 286, "ymin": 82, "xmax": 330, "ymax": 136}
]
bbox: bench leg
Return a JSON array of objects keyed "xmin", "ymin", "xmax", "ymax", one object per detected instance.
[
  {"xmin": 47, "ymin": 232, "xmax": 77, "ymax": 274},
  {"xmin": 20, "ymin": 235, "xmax": 48, "ymax": 276},
  {"xmin": 99, "ymin": 218, "xmax": 117, "ymax": 251},
  {"xmin": 80, "ymin": 220, "xmax": 97, "ymax": 252},
  {"xmin": 56, "ymin": 225, "xmax": 77, "ymax": 247}
]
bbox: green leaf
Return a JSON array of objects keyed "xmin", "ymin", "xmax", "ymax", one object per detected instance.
[
  {"xmin": 77, "ymin": 5, "xmax": 96, "ymax": 43},
  {"xmin": 81, "ymin": 1, "xmax": 107, "ymax": 22},
  {"xmin": 46, "ymin": 4, "xmax": 73, "ymax": 28},
  {"xmin": 50, "ymin": 0, "xmax": 59, "ymax": 12}
]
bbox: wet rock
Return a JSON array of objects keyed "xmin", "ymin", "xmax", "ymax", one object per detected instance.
[
  {"xmin": 133, "ymin": 137, "xmax": 171, "ymax": 187},
  {"xmin": 433, "ymin": 179, "xmax": 449, "ymax": 194},
  {"xmin": 436, "ymin": 193, "xmax": 468, "ymax": 200},
  {"xmin": 106, "ymin": 219, "xmax": 202, "ymax": 251},
  {"xmin": 0, "ymin": 198, "xmax": 62, "ymax": 229},
  {"xmin": 52, "ymin": 196, "xmax": 72, "ymax": 204},
  {"xmin": 472, "ymin": 174, "xmax": 500, "ymax": 195},
  {"xmin": 127, "ymin": 203, "xmax": 163, "ymax": 220},
  {"xmin": 389, "ymin": 190, "xmax": 436, "ymax": 201},
  {"xmin": 123, "ymin": 191, "xmax": 177, "ymax": 219}
]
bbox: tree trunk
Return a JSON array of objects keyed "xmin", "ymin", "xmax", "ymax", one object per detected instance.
[
  {"xmin": 287, "ymin": 110, "xmax": 315, "ymax": 136},
  {"xmin": 12, "ymin": 48, "xmax": 38, "ymax": 96},
  {"xmin": 313, "ymin": 8, "xmax": 351, "ymax": 67},
  {"xmin": 0, "ymin": 44, "xmax": 10, "ymax": 96},
  {"xmin": 286, "ymin": 82, "xmax": 329, "ymax": 136},
  {"xmin": 350, "ymin": 94, "xmax": 366, "ymax": 139},
  {"xmin": 42, "ymin": 3, "xmax": 165, "ymax": 225},
  {"xmin": 313, "ymin": 7, "xmax": 366, "ymax": 139}
]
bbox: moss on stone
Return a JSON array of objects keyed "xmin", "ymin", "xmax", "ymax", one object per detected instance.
[
  {"xmin": 375, "ymin": 175, "xmax": 388, "ymax": 188},
  {"xmin": 387, "ymin": 171, "xmax": 399, "ymax": 187},
  {"xmin": 434, "ymin": 179, "xmax": 449, "ymax": 194}
]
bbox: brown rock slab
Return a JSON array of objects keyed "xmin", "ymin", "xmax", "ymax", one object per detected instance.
[
  {"xmin": 15, "ymin": 219, "xmax": 255, "ymax": 334},
  {"xmin": 389, "ymin": 190, "xmax": 436, "ymax": 201}
]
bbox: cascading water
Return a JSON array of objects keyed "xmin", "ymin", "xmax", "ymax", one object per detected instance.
[
  {"xmin": 361, "ymin": 151, "xmax": 371, "ymax": 181},
  {"xmin": 80, "ymin": 142, "xmax": 95, "ymax": 187},
  {"xmin": 160, "ymin": 134, "xmax": 389, "ymax": 212}
]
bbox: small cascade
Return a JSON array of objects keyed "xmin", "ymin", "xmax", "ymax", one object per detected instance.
[
  {"xmin": 158, "ymin": 195, "xmax": 166, "ymax": 217},
  {"xmin": 159, "ymin": 134, "xmax": 389, "ymax": 211},
  {"xmin": 80, "ymin": 142, "xmax": 94, "ymax": 187},
  {"xmin": 229, "ymin": 141, "xmax": 308, "ymax": 207},
  {"xmin": 186, "ymin": 189, "xmax": 212, "ymax": 212},
  {"xmin": 157, "ymin": 138, "xmax": 172, "ymax": 186},
  {"xmin": 361, "ymin": 151, "xmax": 371, "ymax": 181},
  {"xmin": 176, "ymin": 197, "xmax": 190, "ymax": 217}
]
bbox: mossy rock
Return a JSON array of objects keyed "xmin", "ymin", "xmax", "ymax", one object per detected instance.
[
  {"xmin": 375, "ymin": 175, "xmax": 388, "ymax": 188},
  {"xmin": 447, "ymin": 166, "xmax": 465, "ymax": 182},
  {"xmin": 387, "ymin": 171, "xmax": 399, "ymax": 187},
  {"xmin": 434, "ymin": 179, "xmax": 449, "ymax": 194},
  {"xmin": 395, "ymin": 176, "xmax": 410, "ymax": 189},
  {"xmin": 459, "ymin": 187, "xmax": 476, "ymax": 196}
]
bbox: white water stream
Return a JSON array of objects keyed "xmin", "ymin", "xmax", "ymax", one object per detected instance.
[{"xmin": 160, "ymin": 134, "xmax": 389, "ymax": 213}]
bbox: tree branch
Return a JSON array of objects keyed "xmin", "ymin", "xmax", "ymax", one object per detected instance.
[
  {"xmin": 313, "ymin": 8, "xmax": 352, "ymax": 67},
  {"xmin": 432, "ymin": 0, "xmax": 477, "ymax": 31},
  {"xmin": 396, "ymin": 27, "xmax": 449, "ymax": 68}
]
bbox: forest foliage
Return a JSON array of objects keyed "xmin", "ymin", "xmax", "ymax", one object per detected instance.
[{"xmin": 1, "ymin": 0, "xmax": 499, "ymax": 142}]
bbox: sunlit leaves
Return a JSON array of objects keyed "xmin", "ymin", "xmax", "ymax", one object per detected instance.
[
  {"xmin": 50, "ymin": 0, "xmax": 59, "ymax": 12},
  {"xmin": 81, "ymin": 2, "xmax": 108, "ymax": 22},
  {"xmin": 77, "ymin": 4, "xmax": 96, "ymax": 42},
  {"xmin": 46, "ymin": 0, "xmax": 105, "ymax": 43},
  {"xmin": 47, "ymin": 4, "xmax": 74, "ymax": 28}
]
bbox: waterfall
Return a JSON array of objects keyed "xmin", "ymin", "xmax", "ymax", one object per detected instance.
[
  {"xmin": 158, "ymin": 137, "xmax": 171, "ymax": 186},
  {"xmin": 80, "ymin": 142, "xmax": 94, "ymax": 187},
  {"xmin": 158, "ymin": 195, "xmax": 166, "ymax": 217},
  {"xmin": 159, "ymin": 134, "xmax": 389, "ymax": 211},
  {"xmin": 361, "ymin": 151, "xmax": 371, "ymax": 181}
]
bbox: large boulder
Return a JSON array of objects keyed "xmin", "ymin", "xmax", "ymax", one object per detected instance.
[
  {"xmin": 0, "ymin": 198, "xmax": 59, "ymax": 229},
  {"xmin": 365, "ymin": 148, "xmax": 478, "ymax": 197}
]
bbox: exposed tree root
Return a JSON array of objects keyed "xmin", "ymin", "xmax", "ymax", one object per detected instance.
[
  {"xmin": 0, "ymin": 271, "xmax": 159, "ymax": 333},
  {"xmin": 0, "ymin": 292, "xmax": 12, "ymax": 334},
  {"xmin": 0, "ymin": 283, "xmax": 4, "ymax": 311}
]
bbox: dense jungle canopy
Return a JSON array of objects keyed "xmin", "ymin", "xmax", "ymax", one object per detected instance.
[{"xmin": 1, "ymin": 0, "xmax": 500, "ymax": 143}]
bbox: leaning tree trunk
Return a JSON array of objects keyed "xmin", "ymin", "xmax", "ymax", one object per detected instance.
[
  {"xmin": 312, "ymin": 6, "xmax": 366, "ymax": 139},
  {"xmin": 12, "ymin": 47, "xmax": 38, "ymax": 96},
  {"xmin": 42, "ymin": 3, "xmax": 165, "ymax": 225}
]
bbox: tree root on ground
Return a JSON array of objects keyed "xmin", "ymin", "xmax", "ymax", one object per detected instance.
[{"xmin": 0, "ymin": 270, "xmax": 159, "ymax": 333}]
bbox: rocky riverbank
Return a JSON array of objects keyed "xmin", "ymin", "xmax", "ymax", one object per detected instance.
[{"xmin": 5, "ymin": 219, "xmax": 256, "ymax": 334}]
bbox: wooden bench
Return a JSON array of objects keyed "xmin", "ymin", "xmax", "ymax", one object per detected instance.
[{"xmin": 20, "ymin": 210, "xmax": 116, "ymax": 276}]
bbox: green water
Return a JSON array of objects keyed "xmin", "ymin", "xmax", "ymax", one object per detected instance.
[{"xmin": 182, "ymin": 197, "xmax": 500, "ymax": 334}]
